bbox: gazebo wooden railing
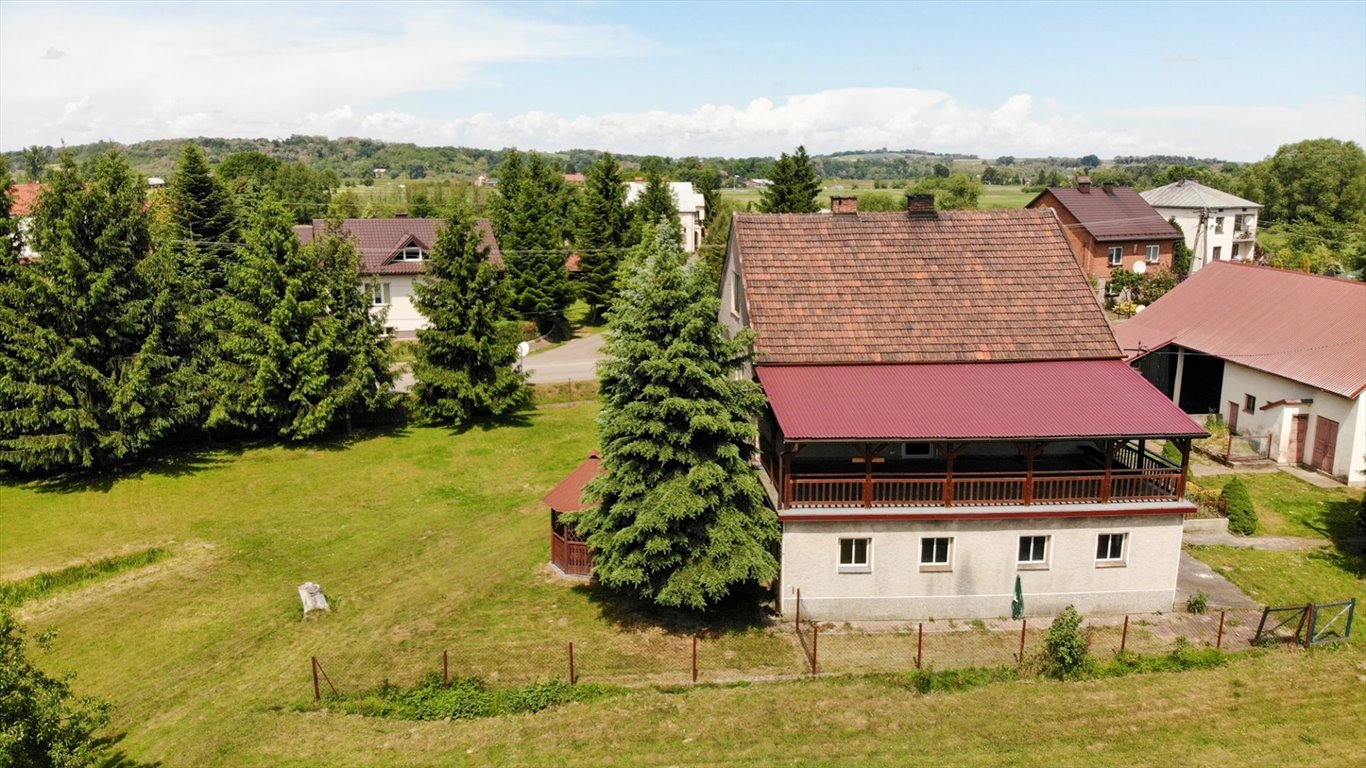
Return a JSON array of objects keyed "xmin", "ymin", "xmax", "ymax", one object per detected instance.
[
  {"xmin": 551, "ymin": 524, "xmax": 593, "ymax": 576},
  {"xmin": 784, "ymin": 466, "xmax": 1185, "ymax": 509}
]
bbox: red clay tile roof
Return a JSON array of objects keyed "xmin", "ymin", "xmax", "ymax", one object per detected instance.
[
  {"xmin": 543, "ymin": 453, "xmax": 601, "ymax": 512},
  {"xmin": 757, "ymin": 361, "xmax": 1205, "ymax": 440},
  {"xmin": 294, "ymin": 218, "xmax": 502, "ymax": 275},
  {"xmin": 8, "ymin": 182, "xmax": 42, "ymax": 217},
  {"xmin": 1028, "ymin": 186, "xmax": 1180, "ymax": 242},
  {"xmin": 1115, "ymin": 262, "xmax": 1366, "ymax": 398},
  {"xmin": 732, "ymin": 209, "xmax": 1121, "ymax": 365}
]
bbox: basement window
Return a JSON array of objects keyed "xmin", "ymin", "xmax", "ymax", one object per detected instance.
[
  {"xmin": 838, "ymin": 538, "xmax": 871, "ymax": 574},
  {"xmin": 920, "ymin": 537, "xmax": 953, "ymax": 572}
]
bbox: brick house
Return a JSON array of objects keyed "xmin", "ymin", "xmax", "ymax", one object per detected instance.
[
  {"xmin": 293, "ymin": 217, "xmax": 501, "ymax": 339},
  {"xmin": 1026, "ymin": 179, "xmax": 1181, "ymax": 289},
  {"xmin": 718, "ymin": 195, "xmax": 1205, "ymax": 621}
]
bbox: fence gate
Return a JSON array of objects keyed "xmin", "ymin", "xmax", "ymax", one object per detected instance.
[
  {"xmin": 1308, "ymin": 598, "xmax": 1356, "ymax": 646},
  {"xmin": 1254, "ymin": 604, "xmax": 1311, "ymax": 646}
]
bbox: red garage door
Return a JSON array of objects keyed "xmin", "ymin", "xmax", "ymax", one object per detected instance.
[{"xmin": 1311, "ymin": 417, "xmax": 1338, "ymax": 474}]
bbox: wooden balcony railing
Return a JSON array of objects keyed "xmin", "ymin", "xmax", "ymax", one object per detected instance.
[{"xmin": 784, "ymin": 466, "xmax": 1185, "ymax": 509}]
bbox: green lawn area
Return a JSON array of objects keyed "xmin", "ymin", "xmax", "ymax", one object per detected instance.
[
  {"xmin": 1190, "ymin": 471, "xmax": 1363, "ymax": 539},
  {"xmin": 4, "ymin": 418, "xmax": 1364, "ymax": 765},
  {"xmin": 718, "ymin": 182, "xmax": 1033, "ymax": 211}
]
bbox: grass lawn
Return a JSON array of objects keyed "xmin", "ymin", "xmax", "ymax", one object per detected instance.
[
  {"xmin": 1189, "ymin": 471, "xmax": 1363, "ymax": 539},
  {"xmin": 718, "ymin": 182, "xmax": 1033, "ymax": 211},
  {"xmin": 4, "ymin": 417, "xmax": 1364, "ymax": 765}
]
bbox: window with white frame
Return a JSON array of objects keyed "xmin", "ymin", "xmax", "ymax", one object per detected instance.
[
  {"xmin": 394, "ymin": 245, "xmax": 427, "ymax": 261},
  {"xmin": 730, "ymin": 271, "xmax": 742, "ymax": 317},
  {"xmin": 370, "ymin": 282, "xmax": 392, "ymax": 306},
  {"xmin": 1096, "ymin": 533, "xmax": 1127, "ymax": 565},
  {"xmin": 1018, "ymin": 535, "xmax": 1049, "ymax": 567},
  {"xmin": 1146, "ymin": 244, "xmax": 1160, "ymax": 263},
  {"xmin": 920, "ymin": 537, "xmax": 953, "ymax": 571},
  {"xmin": 838, "ymin": 538, "xmax": 871, "ymax": 573},
  {"xmin": 1108, "ymin": 246, "xmax": 1123, "ymax": 266},
  {"xmin": 1234, "ymin": 214, "xmax": 1248, "ymax": 232}
]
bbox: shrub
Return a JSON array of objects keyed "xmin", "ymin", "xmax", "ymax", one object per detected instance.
[
  {"xmin": 1186, "ymin": 592, "xmax": 1209, "ymax": 614},
  {"xmin": 1043, "ymin": 605, "xmax": 1092, "ymax": 679},
  {"xmin": 1221, "ymin": 478, "xmax": 1257, "ymax": 535}
]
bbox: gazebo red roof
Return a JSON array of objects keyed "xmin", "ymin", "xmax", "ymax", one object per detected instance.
[
  {"xmin": 543, "ymin": 453, "xmax": 601, "ymax": 512},
  {"xmin": 757, "ymin": 360, "xmax": 1205, "ymax": 441}
]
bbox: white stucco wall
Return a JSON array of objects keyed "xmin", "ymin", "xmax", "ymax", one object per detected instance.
[
  {"xmin": 626, "ymin": 181, "xmax": 706, "ymax": 254},
  {"xmin": 779, "ymin": 512, "xmax": 1185, "ymax": 620},
  {"xmin": 1152, "ymin": 205, "xmax": 1259, "ymax": 274},
  {"xmin": 365, "ymin": 275, "xmax": 424, "ymax": 339},
  {"xmin": 1217, "ymin": 363, "xmax": 1365, "ymax": 484}
]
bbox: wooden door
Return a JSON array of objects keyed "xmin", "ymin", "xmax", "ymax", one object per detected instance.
[
  {"xmin": 1227, "ymin": 402, "xmax": 1239, "ymax": 433},
  {"xmin": 1311, "ymin": 417, "xmax": 1338, "ymax": 473},
  {"xmin": 1288, "ymin": 414, "xmax": 1309, "ymax": 464}
]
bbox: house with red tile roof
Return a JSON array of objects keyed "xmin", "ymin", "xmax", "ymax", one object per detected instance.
[
  {"xmin": 1117, "ymin": 262, "xmax": 1365, "ymax": 485},
  {"xmin": 293, "ymin": 216, "xmax": 501, "ymax": 339},
  {"xmin": 1026, "ymin": 179, "xmax": 1181, "ymax": 289},
  {"xmin": 8, "ymin": 182, "xmax": 43, "ymax": 261},
  {"xmin": 719, "ymin": 194, "xmax": 1206, "ymax": 621}
]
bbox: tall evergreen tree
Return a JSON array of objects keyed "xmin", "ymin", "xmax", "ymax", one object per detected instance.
[
  {"xmin": 759, "ymin": 145, "xmax": 822, "ymax": 213},
  {"xmin": 571, "ymin": 226, "xmax": 779, "ymax": 609},
  {"xmin": 488, "ymin": 149, "xmax": 525, "ymax": 239},
  {"xmin": 630, "ymin": 159, "xmax": 682, "ymax": 246},
  {"xmin": 0, "ymin": 152, "xmax": 193, "ymax": 472},
  {"xmin": 496, "ymin": 153, "xmax": 573, "ymax": 329},
  {"xmin": 412, "ymin": 208, "xmax": 528, "ymax": 425},
  {"xmin": 573, "ymin": 153, "xmax": 631, "ymax": 319},
  {"xmin": 208, "ymin": 195, "xmax": 392, "ymax": 439}
]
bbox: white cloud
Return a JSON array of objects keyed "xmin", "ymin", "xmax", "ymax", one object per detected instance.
[{"xmin": 41, "ymin": 46, "xmax": 67, "ymax": 60}]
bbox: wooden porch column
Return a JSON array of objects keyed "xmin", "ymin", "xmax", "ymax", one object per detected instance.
[
  {"xmin": 1177, "ymin": 438, "xmax": 1191, "ymax": 498},
  {"xmin": 1137, "ymin": 438, "xmax": 1147, "ymax": 469},
  {"xmin": 943, "ymin": 443, "xmax": 958, "ymax": 507},
  {"xmin": 1101, "ymin": 440, "xmax": 1116, "ymax": 503},
  {"xmin": 1023, "ymin": 442, "xmax": 1040, "ymax": 505}
]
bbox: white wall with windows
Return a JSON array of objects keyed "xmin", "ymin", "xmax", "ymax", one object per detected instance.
[
  {"xmin": 363, "ymin": 275, "xmax": 423, "ymax": 339},
  {"xmin": 780, "ymin": 513, "xmax": 1185, "ymax": 620},
  {"xmin": 1152, "ymin": 205, "xmax": 1260, "ymax": 275}
]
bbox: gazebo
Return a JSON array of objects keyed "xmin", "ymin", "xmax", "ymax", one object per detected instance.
[{"xmin": 544, "ymin": 452, "xmax": 599, "ymax": 577}]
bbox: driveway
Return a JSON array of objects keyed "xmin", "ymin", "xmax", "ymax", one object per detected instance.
[
  {"xmin": 525, "ymin": 332, "xmax": 606, "ymax": 384},
  {"xmin": 1176, "ymin": 551, "xmax": 1258, "ymax": 609}
]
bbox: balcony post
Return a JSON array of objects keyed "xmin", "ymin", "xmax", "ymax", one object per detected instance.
[
  {"xmin": 943, "ymin": 443, "xmax": 957, "ymax": 507},
  {"xmin": 1177, "ymin": 438, "xmax": 1191, "ymax": 499},
  {"xmin": 861, "ymin": 445, "xmax": 874, "ymax": 508},
  {"xmin": 1023, "ymin": 442, "xmax": 1037, "ymax": 505},
  {"xmin": 782, "ymin": 449, "xmax": 793, "ymax": 509},
  {"xmin": 1101, "ymin": 440, "xmax": 1116, "ymax": 503}
]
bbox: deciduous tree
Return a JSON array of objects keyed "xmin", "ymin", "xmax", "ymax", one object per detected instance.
[{"xmin": 571, "ymin": 226, "xmax": 779, "ymax": 610}]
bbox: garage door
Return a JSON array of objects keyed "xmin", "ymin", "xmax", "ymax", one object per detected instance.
[{"xmin": 1311, "ymin": 417, "xmax": 1338, "ymax": 474}]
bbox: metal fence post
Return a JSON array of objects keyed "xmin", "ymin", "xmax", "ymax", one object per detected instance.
[
  {"xmin": 312, "ymin": 656, "xmax": 321, "ymax": 702},
  {"xmin": 691, "ymin": 635, "xmax": 698, "ymax": 684},
  {"xmin": 1018, "ymin": 619, "xmax": 1027, "ymax": 664},
  {"xmin": 795, "ymin": 588, "xmax": 801, "ymax": 627},
  {"xmin": 1120, "ymin": 615, "xmax": 1129, "ymax": 654},
  {"xmin": 568, "ymin": 641, "xmax": 577, "ymax": 684},
  {"xmin": 916, "ymin": 623, "xmax": 924, "ymax": 669},
  {"xmin": 811, "ymin": 623, "xmax": 818, "ymax": 676},
  {"xmin": 443, "ymin": 650, "xmax": 449, "ymax": 687},
  {"xmin": 1216, "ymin": 611, "xmax": 1225, "ymax": 650}
]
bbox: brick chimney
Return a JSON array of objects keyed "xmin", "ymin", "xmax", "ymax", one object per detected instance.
[
  {"xmin": 394, "ymin": 212, "xmax": 409, "ymax": 218},
  {"xmin": 906, "ymin": 194, "xmax": 937, "ymax": 219},
  {"xmin": 1076, "ymin": 176, "xmax": 1092, "ymax": 193},
  {"xmin": 1102, "ymin": 182, "xmax": 1116, "ymax": 195},
  {"xmin": 830, "ymin": 195, "xmax": 859, "ymax": 214}
]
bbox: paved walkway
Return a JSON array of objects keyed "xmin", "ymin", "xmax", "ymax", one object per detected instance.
[
  {"xmin": 525, "ymin": 332, "xmax": 606, "ymax": 384},
  {"xmin": 1183, "ymin": 531, "xmax": 1326, "ymax": 550},
  {"xmin": 1175, "ymin": 551, "xmax": 1259, "ymax": 609}
]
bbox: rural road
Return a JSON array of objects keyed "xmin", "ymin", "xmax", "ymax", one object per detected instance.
[{"xmin": 525, "ymin": 332, "xmax": 606, "ymax": 384}]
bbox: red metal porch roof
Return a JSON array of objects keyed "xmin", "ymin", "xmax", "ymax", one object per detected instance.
[
  {"xmin": 543, "ymin": 453, "xmax": 601, "ymax": 513},
  {"xmin": 756, "ymin": 360, "xmax": 1205, "ymax": 441}
]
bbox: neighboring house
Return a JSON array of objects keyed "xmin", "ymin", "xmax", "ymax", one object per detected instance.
[
  {"xmin": 563, "ymin": 173, "xmax": 586, "ymax": 184},
  {"xmin": 1026, "ymin": 179, "xmax": 1181, "ymax": 289},
  {"xmin": 293, "ymin": 217, "xmax": 502, "ymax": 339},
  {"xmin": 1140, "ymin": 180, "xmax": 1262, "ymax": 274},
  {"xmin": 1117, "ymin": 262, "xmax": 1366, "ymax": 486},
  {"xmin": 9, "ymin": 181, "xmax": 42, "ymax": 261},
  {"xmin": 626, "ymin": 180, "xmax": 706, "ymax": 254},
  {"xmin": 719, "ymin": 194, "xmax": 1205, "ymax": 621},
  {"xmin": 147, "ymin": 177, "xmax": 166, "ymax": 189}
]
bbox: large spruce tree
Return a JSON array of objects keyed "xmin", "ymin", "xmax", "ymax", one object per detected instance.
[
  {"xmin": 571, "ymin": 226, "xmax": 779, "ymax": 609},
  {"xmin": 208, "ymin": 195, "xmax": 392, "ymax": 439},
  {"xmin": 412, "ymin": 208, "xmax": 528, "ymax": 425},
  {"xmin": 494, "ymin": 152, "xmax": 573, "ymax": 329},
  {"xmin": 0, "ymin": 152, "xmax": 193, "ymax": 472},
  {"xmin": 759, "ymin": 145, "xmax": 822, "ymax": 213},
  {"xmin": 630, "ymin": 159, "xmax": 681, "ymax": 246},
  {"xmin": 573, "ymin": 153, "xmax": 631, "ymax": 320}
]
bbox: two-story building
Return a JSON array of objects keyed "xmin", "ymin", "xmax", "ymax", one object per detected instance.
[
  {"xmin": 1140, "ymin": 180, "xmax": 1262, "ymax": 274},
  {"xmin": 1026, "ymin": 179, "xmax": 1181, "ymax": 290},
  {"xmin": 293, "ymin": 216, "xmax": 502, "ymax": 339},
  {"xmin": 626, "ymin": 180, "xmax": 706, "ymax": 255},
  {"xmin": 719, "ymin": 195, "xmax": 1205, "ymax": 621}
]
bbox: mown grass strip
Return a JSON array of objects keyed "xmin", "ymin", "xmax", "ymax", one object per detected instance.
[
  {"xmin": 310, "ymin": 672, "xmax": 621, "ymax": 721},
  {"xmin": 0, "ymin": 547, "xmax": 171, "ymax": 606}
]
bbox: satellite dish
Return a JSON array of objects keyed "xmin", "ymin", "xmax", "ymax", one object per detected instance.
[
  {"xmin": 1134, "ymin": 304, "xmax": 1146, "ymax": 314},
  {"xmin": 1132, "ymin": 261, "xmax": 1147, "ymax": 275},
  {"xmin": 516, "ymin": 341, "xmax": 530, "ymax": 359}
]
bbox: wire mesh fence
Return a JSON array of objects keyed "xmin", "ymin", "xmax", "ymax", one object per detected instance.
[{"xmin": 299, "ymin": 603, "xmax": 1270, "ymax": 703}]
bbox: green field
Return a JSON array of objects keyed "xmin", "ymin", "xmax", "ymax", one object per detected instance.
[
  {"xmin": 3, "ymin": 413, "xmax": 1364, "ymax": 766},
  {"xmin": 719, "ymin": 182, "xmax": 1034, "ymax": 211}
]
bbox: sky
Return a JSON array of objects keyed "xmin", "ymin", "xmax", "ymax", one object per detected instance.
[{"xmin": 2, "ymin": 0, "xmax": 1364, "ymax": 160}]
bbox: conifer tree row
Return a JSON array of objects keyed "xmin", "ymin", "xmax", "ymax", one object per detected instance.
[
  {"xmin": 489, "ymin": 150, "xmax": 574, "ymax": 331},
  {"xmin": 573, "ymin": 153, "xmax": 632, "ymax": 320},
  {"xmin": 572, "ymin": 226, "xmax": 779, "ymax": 609}
]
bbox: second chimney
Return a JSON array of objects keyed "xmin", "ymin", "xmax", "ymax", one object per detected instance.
[
  {"xmin": 906, "ymin": 194, "xmax": 937, "ymax": 219},
  {"xmin": 830, "ymin": 195, "xmax": 859, "ymax": 215},
  {"xmin": 1076, "ymin": 176, "xmax": 1092, "ymax": 193}
]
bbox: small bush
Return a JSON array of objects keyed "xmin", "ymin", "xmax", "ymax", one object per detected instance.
[
  {"xmin": 1043, "ymin": 605, "xmax": 1092, "ymax": 679},
  {"xmin": 1186, "ymin": 592, "xmax": 1209, "ymax": 614},
  {"xmin": 1221, "ymin": 478, "xmax": 1257, "ymax": 535}
]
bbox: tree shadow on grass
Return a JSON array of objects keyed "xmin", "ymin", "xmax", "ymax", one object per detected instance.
[
  {"xmin": 94, "ymin": 732, "xmax": 162, "ymax": 768},
  {"xmin": 572, "ymin": 580, "xmax": 775, "ymax": 638},
  {"xmin": 1305, "ymin": 498, "xmax": 1366, "ymax": 568}
]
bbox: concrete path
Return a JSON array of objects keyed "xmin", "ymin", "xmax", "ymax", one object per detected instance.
[
  {"xmin": 525, "ymin": 332, "xmax": 606, "ymax": 384},
  {"xmin": 1176, "ymin": 551, "xmax": 1258, "ymax": 609},
  {"xmin": 1183, "ymin": 530, "xmax": 1325, "ymax": 550},
  {"xmin": 1280, "ymin": 465, "xmax": 1344, "ymax": 488}
]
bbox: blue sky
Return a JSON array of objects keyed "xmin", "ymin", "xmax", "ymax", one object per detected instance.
[{"xmin": 2, "ymin": 1, "xmax": 1363, "ymax": 159}]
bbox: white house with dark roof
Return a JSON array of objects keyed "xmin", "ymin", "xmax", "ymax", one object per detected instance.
[
  {"xmin": 719, "ymin": 195, "xmax": 1206, "ymax": 621},
  {"xmin": 1140, "ymin": 180, "xmax": 1262, "ymax": 274},
  {"xmin": 293, "ymin": 217, "xmax": 502, "ymax": 339}
]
